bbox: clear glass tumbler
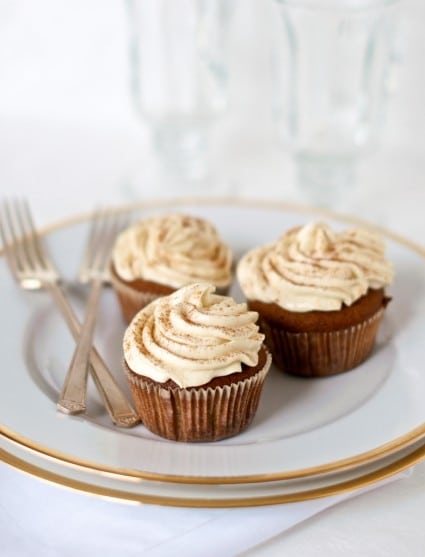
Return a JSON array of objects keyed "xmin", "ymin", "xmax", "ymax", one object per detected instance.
[
  {"xmin": 271, "ymin": 0, "xmax": 402, "ymax": 193},
  {"xmin": 127, "ymin": 0, "xmax": 232, "ymax": 181}
]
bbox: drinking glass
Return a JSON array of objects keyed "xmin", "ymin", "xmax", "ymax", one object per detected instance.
[
  {"xmin": 127, "ymin": 0, "xmax": 232, "ymax": 181},
  {"xmin": 271, "ymin": 0, "xmax": 402, "ymax": 193}
]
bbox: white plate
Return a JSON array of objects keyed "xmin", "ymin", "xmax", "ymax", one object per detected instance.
[
  {"xmin": 0, "ymin": 427, "xmax": 424, "ymax": 507},
  {"xmin": 1, "ymin": 198, "xmax": 425, "ymax": 484}
]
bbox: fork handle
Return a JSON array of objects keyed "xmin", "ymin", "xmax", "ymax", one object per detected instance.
[
  {"xmin": 46, "ymin": 282, "xmax": 140, "ymax": 427},
  {"xmin": 57, "ymin": 279, "xmax": 102, "ymax": 415}
]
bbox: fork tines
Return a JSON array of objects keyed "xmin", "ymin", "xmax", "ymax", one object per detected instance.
[
  {"xmin": 0, "ymin": 199, "xmax": 57, "ymax": 289},
  {"xmin": 79, "ymin": 208, "xmax": 128, "ymax": 283}
]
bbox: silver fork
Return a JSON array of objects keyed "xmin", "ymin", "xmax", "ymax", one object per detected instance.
[
  {"xmin": 0, "ymin": 199, "xmax": 140, "ymax": 428},
  {"xmin": 57, "ymin": 208, "xmax": 128, "ymax": 415}
]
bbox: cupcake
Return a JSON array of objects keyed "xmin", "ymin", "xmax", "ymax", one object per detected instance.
[
  {"xmin": 110, "ymin": 214, "xmax": 233, "ymax": 322},
  {"xmin": 237, "ymin": 222, "xmax": 393, "ymax": 378},
  {"xmin": 123, "ymin": 283, "xmax": 271, "ymax": 442}
]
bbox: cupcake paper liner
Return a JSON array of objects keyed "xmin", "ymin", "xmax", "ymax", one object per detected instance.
[
  {"xmin": 124, "ymin": 351, "xmax": 271, "ymax": 442},
  {"xmin": 259, "ymin": 308, "xmax": 385, "ymax": 378},
  {"xmin": 110, "ymin": 272, "xmax": 170, "ymax": 323},
  {"xmin": 111, "ymin": 270, "xmax": 231, "ymax": 324}
]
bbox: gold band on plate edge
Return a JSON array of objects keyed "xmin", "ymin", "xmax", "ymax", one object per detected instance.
[
  {"xmin": 1, "ymin": 437, "xmax": 424, "ymax": 508},
  {"xmin": 1, "ymin": 196, "xmax": 425, "ymax": 490}
]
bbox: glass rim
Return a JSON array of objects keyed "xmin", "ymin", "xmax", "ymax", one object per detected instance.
[{"xmin": 275, "ymin": 0, "xmax": 401, "ymax": 12}]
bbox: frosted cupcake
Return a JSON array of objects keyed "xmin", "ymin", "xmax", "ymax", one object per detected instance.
[
  {"xmin": 110, "ymin": 214, "xmax": 233, "ymax": 322},
  {"xmin": 237, "ymin": 222, "xmax": 393, "ymax": 377},
  {"xmin": 123, "ymin": 283, "xmax": 271, "ymax": 442}
]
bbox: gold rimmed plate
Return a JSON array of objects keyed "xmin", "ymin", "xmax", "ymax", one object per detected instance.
[
  {"xmin": 0, "ymin": 427, "xmax": 423, "ymax": 507},
  {"xmin": 1, "ymin": 197, "xmax": 425, "ymax": 491}
]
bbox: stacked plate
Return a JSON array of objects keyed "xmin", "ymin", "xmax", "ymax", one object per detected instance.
[{"xmin": 1, "ymin": 199, "xmax": 425, "ymax": 507}]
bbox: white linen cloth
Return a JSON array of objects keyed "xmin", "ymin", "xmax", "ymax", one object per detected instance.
[{"xmin": 0, "ymin": 462, "xmax": 410, "ymax": 557}]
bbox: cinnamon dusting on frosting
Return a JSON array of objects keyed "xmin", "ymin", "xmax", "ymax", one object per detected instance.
[
  {"xmin": 237, "ymin": 222, "xmax": 393, "ymax": 312},
  {"xmin": 112, "ymin": 214, "xmax": 232, "ymax": 288},
  {"xmin": 123, "ymin": 283, "xmax": 265, "ymax": 387}
]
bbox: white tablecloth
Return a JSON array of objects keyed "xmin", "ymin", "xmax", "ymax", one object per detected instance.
[{"xmin": 1, "ymin": 0, "xmax": 425, "ymax": 555}]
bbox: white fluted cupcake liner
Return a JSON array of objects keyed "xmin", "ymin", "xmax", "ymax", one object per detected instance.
[
  {"xmin": 124, "ymin": 351, "xmax": 271, "ymax": 442},
  {"xmin": 259, "ymin": 308, "xmax": 385, "ymax": 378},
  {"xmin": 111, "ymin": 270, "xmax": 231, "ymax": 324},
  {"xmin": 110, "ymin": 271, "xmax": 173, "ymax": 323}
]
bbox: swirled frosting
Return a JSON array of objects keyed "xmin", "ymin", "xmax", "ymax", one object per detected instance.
[
  {"xmin": 123, "ymin": 283, "xmax": 265, "ymax": 387},
  {"xmin": 112, "ymin": 214, "xmax": 232, "ymax": 288},
  {"xmin": 237, "ymin": 222, "xmax": 393, "ymax": 312}
]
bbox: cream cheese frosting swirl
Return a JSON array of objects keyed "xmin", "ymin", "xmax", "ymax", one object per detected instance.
[
  {"xmin": 113, "ymin": 214, "xmax": 232, "ymax": 288},
  {"xmin": 237, "ymin": 222, "xmax": 393, "ymax": 312},
  {"xmin": 123, "ymin": 283, "xmax": 265, "ymax": 387}
]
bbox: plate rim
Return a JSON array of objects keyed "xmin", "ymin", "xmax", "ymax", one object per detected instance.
[
  {"xmin": 1, "ymin": 195, "xmax": 425, "ymax": 485},
  {"xmin": 1, "ymin": 431, "xmax": 424, "ymax": 507}
]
